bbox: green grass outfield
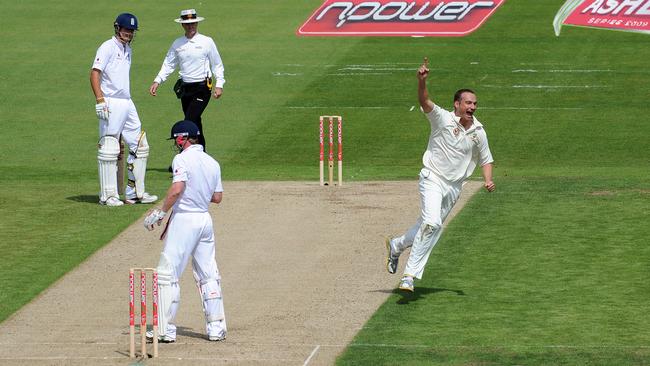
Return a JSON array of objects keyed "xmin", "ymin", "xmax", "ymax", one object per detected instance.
[{"xmin": 1, "ymin": 0, "xmax": 649, "ymax": 364}]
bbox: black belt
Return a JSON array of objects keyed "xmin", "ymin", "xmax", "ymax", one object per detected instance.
[
  {"xmin": 182, "ymin": 81, "xmax": 205, "ymax": 87},
  {"xmin": 182, "ymin": 81, "xmax": 209, "ymax": 93}
]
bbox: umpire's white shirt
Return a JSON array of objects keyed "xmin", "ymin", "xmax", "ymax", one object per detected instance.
[
  {"xmin": 154, "ymin": 33, "xmax": 226, "ymax": 88},
  {"xmin": 171, "ymin": 144, "xmax": 223, "ymax": 213},
  {"xmin": 422, "ymin": 104, "xmax": 493, "ymax": 183},
  {"xmin": 92, "ymin": 37, "xmax": 132, "ymax": 99}
]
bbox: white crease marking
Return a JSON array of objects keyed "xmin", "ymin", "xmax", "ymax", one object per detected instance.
[
  {"xmin": 339, "ymin": 67, "xmax": 414, "ymax": 71},
  {"xmin": 480, "ymin": 107, "xmax": 583, "ymax": 110},
  {"xmin": 481, "ymin": 85, "xmax": 607, "ymax": 89},
  {"xmin": 328, "ymin": 72, "xmax": 392, "ymax": 76},
  {"xmin": 287, "ymin": 106, "xmax": 390, "ymax": 109},
  {"xmin": 512, "ymin": 69, "xmax": 613, "ymax": 73},
  {"xmin": 303, "ymin": 345, "xmax": 320, "ymax": 366},
  {"xmin": 287, "ymin": 106, "xmax": 579, "ymax": 110}
]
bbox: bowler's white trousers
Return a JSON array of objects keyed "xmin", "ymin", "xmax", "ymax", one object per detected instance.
[
  {"xmin": 393, "ymin": 168, "xmax": 462, "ymax": 279},
  {"xmin": 159, "ymin": 211, "xmax": 226, "ymax": 335}
]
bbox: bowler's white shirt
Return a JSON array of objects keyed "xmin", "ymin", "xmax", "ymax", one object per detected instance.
[
  {"xmin": 171, "ymin": 144, "xmax": 223, "ymax": 213},
  {"xmin": 154, "ymin": 33, "xmax": 225, "ymax": 88},
  {"xmin": 422, "ymin": 104, "xmax": 493, "ymax": 183},
  {"xmin": 92, "ymin": 37, "xmax": 132, "ymax": 99}
]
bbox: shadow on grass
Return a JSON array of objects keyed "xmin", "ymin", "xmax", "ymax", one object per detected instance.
[
  {"xmin": 395, "ymin": 287, "xmax": 465, "ymax": 304},
  {"xmin": 370, "ymin": 286, "xmax": 465, "ymax": 303},
  {"xmin": 66, "ymin": 195, "xmax": 98, "ymax": 204}
]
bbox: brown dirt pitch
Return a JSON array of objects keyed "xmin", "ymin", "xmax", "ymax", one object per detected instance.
[{"xmin": 0, "ymin": 181, "xmax": 481, "ymax": 365}]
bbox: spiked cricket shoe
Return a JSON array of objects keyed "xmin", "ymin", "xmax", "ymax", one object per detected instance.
[
  {"xmin": 208, "ymin": 334, "xmax": 226, "ymax": 342},
  {"xmin": 386, "ymin": 237, "xmax": 399, "ymax": 274},
  {"xmin": 146, "ymin": 329, "xmax": 175, "ymax": 343},
  {"xmin": 125, "ymin": 192, "xmax": 158, "ymax": 204},
  {"xmin": 100, "ymin": 196, "xmax": 123, "ymax": 207},
  {"xmin": 207, "ymin": 321, "xmax": 226, "ymax": 341},
  {"xmin": 398, "ymin": 276, "xmax": 414, "ymax": 293}
]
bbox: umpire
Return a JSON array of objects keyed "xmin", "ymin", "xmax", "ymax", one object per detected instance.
[{"xmin": 149, "ymin": 9, "xmax": 225, "ymax": 152}]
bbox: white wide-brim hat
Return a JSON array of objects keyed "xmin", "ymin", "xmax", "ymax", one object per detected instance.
[{"xmin": 174, "ymin": 9, "xmax": 204, "ymax": 23}]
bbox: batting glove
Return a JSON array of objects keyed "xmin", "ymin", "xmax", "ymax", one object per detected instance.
[
  {"xmin": 95, "ymin": 102, "xmax": 109, "ymax": 120},
  {"xmin": 144, "ymin": 209, "xmax": 167, "ymax": 231}
]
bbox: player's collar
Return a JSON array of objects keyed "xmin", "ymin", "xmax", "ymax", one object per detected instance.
[
  {"xmin": 185, "ymin": 32, "xmax": 201, "ymax": 41},
  {"xmin": 185, "ymin": 144, "xmax": 204, "ymax": 152},
  {"xmin": 451, "ymin": 112, "xmax": 482, "ymax": 132},
  {"xmin": 112, "ymin": 36, "xmax": 130, "ymax": 49}
]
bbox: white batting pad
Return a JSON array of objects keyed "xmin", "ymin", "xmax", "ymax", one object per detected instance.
[
  {"xmin": 97, "ymin": 135, "xmax": 120, "ymax": 202},
  {"xmin": 198, "ymin": 278, "xmax": 225, "ymax": 323},
  {"xmin": 156, "ymin": 254, "xmax": 179, "ymax": 336},
  {"xmin": 129, "ymin": 131, "xmax": 149, "ymax": 199}
]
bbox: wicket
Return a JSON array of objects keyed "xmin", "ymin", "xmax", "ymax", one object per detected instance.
[
  {"xmin": 129, "ymin": 267, "xmax": 158, "ymax": 358},
  {"xmin": 319, "ymin": 115, "xmax": 343, "ymax": 186}
]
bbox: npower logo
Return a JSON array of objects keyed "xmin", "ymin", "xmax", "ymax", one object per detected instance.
[{"xmin": 297, "ymin": 0, "xmax": 506, "ymax": 37}]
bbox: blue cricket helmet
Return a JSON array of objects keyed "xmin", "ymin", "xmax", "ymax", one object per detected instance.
[
  {"xmin": 114, "ymin": 13, "xmax": 138, "ymax": 30},
  {"xmin": 169, "ymin": 120, "xmax": 200, "ymax": 139}
]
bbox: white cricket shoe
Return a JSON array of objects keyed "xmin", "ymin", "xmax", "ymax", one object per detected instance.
[
  {"xmin": 146, "ymin": 329, "xmax": 176, "ymax": 343},
  {"xmin": 207, "ymin": 321, "xmax": 226, "ymax": 342},
  {"xmin": 398, "ymin": 276, "xmax": 414, "ymax": 293},
  {"xmin": 100, "ymin": 196, "xmax": 124, "ymax": 207},
  {"xmin": 125, "ymin": 192, "xmax": 158, "ymax": 204},
  {"xmin": 386, "ymin": 237, "xmax": 399, "ymax": 274},
  {"xmin": 209, "ymin": 333, "xmax": 226, "ymax": 342}
]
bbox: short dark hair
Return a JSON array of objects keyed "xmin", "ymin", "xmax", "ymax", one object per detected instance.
[
  {"xmin": 454, "ymin": 88, "xmax": 476, "ymax": 103},
  {"xmin": 188, "ymin": 137, "xmax": 199, "ymax": 144}
]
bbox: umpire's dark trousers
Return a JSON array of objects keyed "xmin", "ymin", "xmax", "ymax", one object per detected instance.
[{"xmin": 181, "ymin": 82, "xmax": 211, "ymax": 150}]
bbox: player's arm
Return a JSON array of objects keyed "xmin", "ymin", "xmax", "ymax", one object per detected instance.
[
  {"xmin": 162, "ymin": 181, "xmax": 185, "ymax": 212},
  {"xmin": 90, "ymin": 68, "xmax": 110, "ymax": 119},
  {"xmin": 481, "ymin": 163, "xmax": 495, "ymax": 192},
  {"xmin": 144, "ymin": 180, "xmax": 185, "ymax": 231},
  {"xmin": 208, "ymin": 40, "xmax": 225, "ymax": 99},
  {"xmin": 211, "ymin": 191, "xmax": 223, "ymax": 204},
  {"xmin": 477, "ymin": 130, "xmax": 495, "ymax": 192},
  {"xmin": 90, "ymin": 69, "xmax": 104, "ymax": 101},
  {"xmin": 417, "ymin": 57, "xmax": 434, "ymax": 113},
  {"xmin": 144, "ymin": 181, "xmax": 183, "ymax": 231},
  {"xmin": 150, "ymin": 46, "xmax": 179, "ymax": 96}
]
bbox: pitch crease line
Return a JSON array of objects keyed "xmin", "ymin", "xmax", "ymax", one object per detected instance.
[
  {"xmin": 512, "ymin": 69, "xmax": 614, "ymax": 73},
  {"xmin": 288, "ymin": 106, "xmax": 390, "ymax": 109},
  {"xmin": 303, "ymin": 345, "xmax": 320, "ymax": 366},
  {"xmin": 481, "ymin": 85, "xmax": 607, "ymax": 89},
  {"xmin": 327, "ymin": 72, "xmax": 393, "ymax": 75},
  {"xmin": 480, "ymin": 107, "xmax": 583, "ymax": 110},
  {"xmin": 288, "ymin": 106, "xmax": 581, "ymax": 110},
  {"xmin": 512, "ymin": 85, "xmax": 607, "ymax": 89}
]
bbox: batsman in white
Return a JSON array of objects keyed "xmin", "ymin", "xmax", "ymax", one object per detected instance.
[
  {"xmin": 90, "ymin": 13, "xmax": 157, "ymax": 206},
  {"xmin": 144, "ymin": 120, "xmax": 227, "ymax": 342},
  {"xmin": 386, "ymin": 57, "xmax": 496, "ymax": 293}
]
